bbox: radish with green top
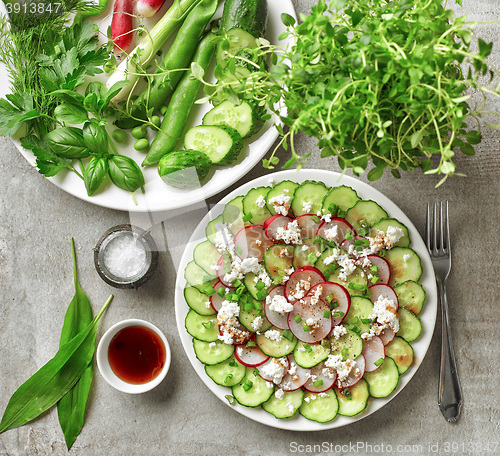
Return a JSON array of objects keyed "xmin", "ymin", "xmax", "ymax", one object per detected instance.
[
  {"xmin": 111, "ymin": 0, "xmax": 134, "ymax": 55},
  {"xmin": 137, "ymin": 0, "xmax": 170, "ymax": 17}
]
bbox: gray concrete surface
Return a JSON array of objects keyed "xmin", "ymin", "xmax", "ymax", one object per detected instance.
[{"xmin": 1, "ymin": 1, "xmax": 499, "ymax": 455}]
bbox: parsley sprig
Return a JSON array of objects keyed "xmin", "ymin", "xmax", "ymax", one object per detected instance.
[{"xmin": 213, "ymin": 0, "xmax": 499, "ymax": 185}]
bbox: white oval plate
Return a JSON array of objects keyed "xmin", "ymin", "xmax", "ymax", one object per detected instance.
[
  {"xmin": 0, "ymin": 1, "xmax": 296, "ymax": 212},
  {"xmin": 175, "ymin": 169, "xmax": 438, "ymax": 431}
]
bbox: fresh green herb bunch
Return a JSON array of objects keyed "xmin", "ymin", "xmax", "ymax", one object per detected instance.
[{"xmin": 222, "ymin": 0, "xmax": 499, "ymax": 185}]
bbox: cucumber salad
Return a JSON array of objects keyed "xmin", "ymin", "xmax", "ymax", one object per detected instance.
[{"xmin": 182, "ymin": 179, "xmax": 426, "ymax": 423}]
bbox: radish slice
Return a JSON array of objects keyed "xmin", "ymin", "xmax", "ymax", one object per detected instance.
[
  {"xmin": 235, "ymin": 344, "xmax": 269, "ymax": 367},
  {"xmin": 288, "ymin": 296, "xmax": 332, "ymax": 343},
  {"xmin": 362, "ymin": 336, "xmax": 385, "ymax": 372},
  {"xmin": 279, "ymin": 354, "xmax": 310, "ymax": 391},
  {"xmin": 258, "ymin": 357, "xmax": 290, "ymax": 383},
  {"xmin": 366, "ymin": 254, "xmax": 391, "ymax": 284},
  {"xmin": 369, "ymin": 284, "xmax": 399, "ymax": 310},
  {"xmin": 264, "ymin": 215, "xmax": 292, "ymax": 241},
  {"xmin": 284, "ymin": 266, "xmax": 325, "ymax": 303},
  {"xmin": 263, "ymin": 286, "xmax": 290, "ymax": 330},
  {"xmin": 111, "ymin": 0, "xmax": 134, "ymax": 55},
  {"xmin": 234, "ymin": 225, "xmax": 273, "ymax": 262},
  {"xmin": 294, "ymin": 214, "xmax": 322, "ymax": 238},
  {"xmin": 303, "ymin": 363, "xmax": 337, "ymax": 393},
  {"xmin": 317, "ymin": 218, "xmax": 354, "ymax": 245},
  {"xmin": 216, "ymin": 256, "xmax": 236, "ymax": 289},
  {"xmin": 379, "ymin": 327, "xmax": 396, "ymax": 345},
  {"xmin": 337, "ymin": 354, "xmax": 365, "ymax": 388},
  {"xmin": 210, "ymin": 281, "xmax": 225, "ymax": 312},
  {"xmin": 306, "ymin": 282, "xmax": 350, "ymax": 326}
]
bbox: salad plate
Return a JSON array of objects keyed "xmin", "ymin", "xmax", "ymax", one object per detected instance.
[
  {"xmin": 174, "ymin": 169, "xmax": 438, "ymax": 431},
  {"xmin": 0, "ymin": 1, "xmax": 296, "ymax": 213}
]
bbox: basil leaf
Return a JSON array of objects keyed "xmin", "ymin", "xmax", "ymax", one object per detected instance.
[
  {"xmin": 83, "ymin": 93, "xmax": 99, "ymax": 115},
  {"xmin": 108, "ymin": 155, "xmax": 145, "ymax": 192},
  {"xmin": 0, "ymin": 296, "xmax": 113, "ymax": 434},
  {"xmin": 57, "ymin": 239, "xmax": 93, "ymax": 450},
  {"xmin": 54, "ymin": 103, "xmax": 89, "ymax": 125},
  {"xmin": 46, "ymin": 127, "xmax": 90, "ymax": 159},
  {"xmin": 84, "ymin": 156, "xmax": 108, "ymax": 196},
  {"xmin": 82, "ymin": 120, "xmax": 109, "ymax": 153}
]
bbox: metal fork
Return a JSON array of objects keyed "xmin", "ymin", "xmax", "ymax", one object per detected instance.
[{"xmin": 426, "ymin": 201, "xmax": 462, "ymax": 422}]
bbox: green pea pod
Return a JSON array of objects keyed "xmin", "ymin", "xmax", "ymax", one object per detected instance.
[
  {"xmin": 57, "ymin": 239, "xmax": 94, "ymax": 450},
  {"xmin": 143, "ymin": 31, "xmax": 218, "ymax": 167},
  {"xmin": 84, "ymin": 156, "xmax": 109, "ymax": 196},
  {"xmin": 125, "ymin": 0, "xmax": 218, "ymax": 125},
  {"xmin": 46, "ymin": 127, "xmax": 90, "ymax": 159},
  {"xmin": 74, "ymin": 0, "xmax": 109, "ymax": 23},
  {"xmin": 0, "ymin": 296, "xmax": 113, "ymax": 434},
  {"xmin": 83, "ymin": 120, "xmax": 109, "ymax": 154},
  {"xmin": 108, "ymin": 154, "xmax": 145, "ymax": 192}
]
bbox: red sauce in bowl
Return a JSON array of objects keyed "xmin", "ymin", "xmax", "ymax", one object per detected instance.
[{"xmin": 108, "ymin": 325, "xmax": 166, "ymax": 384}]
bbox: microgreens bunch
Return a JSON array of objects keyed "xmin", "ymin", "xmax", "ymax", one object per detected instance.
[{"xmin": 214, "ymin": 0, "xmax": 500, "ymax": 185}]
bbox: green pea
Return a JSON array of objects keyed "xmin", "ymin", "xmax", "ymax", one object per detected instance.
[
  {"xmin": 160, "ymin": 105, "xmax": 167, "ymax": 116},
  {"xmin": 131, "ymin": 125, "xmax": 147, "ymax": 139},
  {"xmin": 134, "ymin": 138, "xmax": 150, "ymax": 152},
  {"xmin": 112, "ymin": 129, "xmax": 127, "ymax": 143},
  {"xmin": 151, "ymin": 116, "xmax": 161, "ymax": 128}
]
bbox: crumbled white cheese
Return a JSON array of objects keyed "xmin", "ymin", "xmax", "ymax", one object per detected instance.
[
  {"xmin": 267, "ymin": 294, "xmax": 294, "ymax": 313},
  {"xmin": 214, "ymin": 224, "xmax": 235, "ymax": 256},
  {"xmin": 256, "ymin": 195, "xmax": 266, "ymax": 208},
  {"xmin": 275, "ymin": 388, "xmax": 285, "ymax": 400},
  {"xmin": 264, "ymin": 329, "xmax": 283, "ymax": 342},
  {"xmin": 286, "ymin": 401, "xmax": 295, "ymax": 413},
  {"xmin": 318, "ymin": 392, "xmax": 329, "ymax": 398},
  {"xmin": 403, "ymin": 253, "xmax": 411, "ymax": 262},
  {"xmin": 302, "ymin": 200, "xmax": 313, "ymax": 213},
  {"xmin": 205, "ymin": 301, "xmax": 212, "ymax": 309},
  {"xmin": 324, "ymin": 355, "xmax": 356, "ymax": 382},
  {"xmin": 304, "ymin": 397, "xmax": 310, "ymax": 403},
  {"xmin": 301, "ymin": 244, "xmax": 309, "ymax": 251},
  {"xmin": 337, "ymin": 255, "xmax": 357, "ymax": 282},
  {"xmin": 217, "ymin": 301, "xmax": 250, "ymax": 345},
  {"xmin": 209, "ymin": 263, "xmax": 219, "ymax": 271},
  {"xmin": 310, "ymin": 285, "xmax": 323, "ymax": 305},
  {"xmin": 275, "ymin": 220, "xmax": 302, "ymax": 245},
  {"xmin": 369, "ymin": 226, "xmax": 404, "ymax": 252},
  {"xmin": 332, "ymin": 325, "xmax": 348, "ymax": 340},
  {"xmin": 260, "ymin": 357, "xmax": 288, "ymax": 384},
  {"xmin": 324, "ymin": 225, "xmax": 338, "ymax": 242},
  {"xmin": 370, "ymin": 296, "xmax": 399, "ymax": 333},
  {"xmin": 209, "ymin": 342, "xmax": 216, "ymax": 348},
  {"xmin": 252, "ymin": 316, "xmax": 264, "ymax": 331},
  {"xmin": 266, "ymin": 381, "xmax": 274, "ymax": 389},
  {"xmin": 268, "ymin": 194, "xmax": 291, "ymax": 216}
]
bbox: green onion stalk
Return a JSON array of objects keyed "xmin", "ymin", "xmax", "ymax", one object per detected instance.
[{"xmin": 106, "ymin": 0, "xmax": 205, "ymax": 102}]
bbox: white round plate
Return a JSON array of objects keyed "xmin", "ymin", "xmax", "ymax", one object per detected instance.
[
  {"xmin": 0, "ymin": 1, "xmax": 296, "ymax": 212},
  {"xmin": 175, "ymin": 169, "xmax": 438, "ymax": 431}
]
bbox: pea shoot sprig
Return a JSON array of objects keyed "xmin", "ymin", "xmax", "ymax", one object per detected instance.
[{"xmin": 212, "ymin": 0, "xmax": 500, "ymax": 185}]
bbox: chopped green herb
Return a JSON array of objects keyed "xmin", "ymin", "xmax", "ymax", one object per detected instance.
[
  {"xmin": 246, "ymin": 341, "xmax": 256, "ymax": 348},
  {"xmin": 348, "ymin": 325, "xmax": 361, "ymax": 334},
  {"xmin": 323, "ymin": 310, "xmax": 331, "ymax": 319},
  {"xmin": 370, "ymin": 265, "xmax": 379, "ymax": 275},
  {"xmin": 201, "ymin": 321, "xmax": 213, "ymax": 330},
  {"xmin": 235, "ymin": 247, "xmax": 243, "ymax": 256},
  {"xmin": 313, "ymin": 380, "xmax": 324, "ymax": 387},
  {"xmin": 379, "ymin": 250, "xmax": 386, "ymax": 257},
  {"xmin": 224, "ymin": 374, "xmax": 233, "ymax": 384},
  {"xmin": 242, "ymin": 213, "xmax": 253, "ymax": 222},
  {"xmin": 361, "ymin": 318, "xmax": 372, "ymax": 324},
  {"xmin": 294, "ymin": 315, "xmax": 302, "ymax": 323},
  {"xmin": 354, "ymin": 238, "xmax": 370, "ymax": 246},
  {"xmin": 307, "ymin": 252, "xmax": 319, "ymax": 264},
  {"xmin": 229, "ymin": 360, "xmax": 238, "ymax": 368},
  {"xmin": 243, "ymin": 302, "xmax": 254, "ymax": 312},
  {"xmin": 226, "ymin": 293, "xmax": 239, "ymax": 302},
  {"xmin": 254, "ymin": 301, "xmax": 262, "ymax": 310},
  {"xmin": 225, "ymin": 395, "xmax": 235, "ymax": 405},
  {"xmin": 345, "ymin": 231, "xmax": 353, "ymax": 240},
  {"xmin": 236, "ymin": 286, "xmax": 246, "ymax": 295},
  {"xmin": 348, "ymin": 283, "xmax": 368, "ymax": 292},
  {"xmin": 243, "ymin": 379, "xmax": 253, "ymax": 391},
  {"xmin": 371, "ymin": 276, "xmax": 379, "ymax": 284},
  {"xmin": 341, "ymin": 347, "xmax": 349, "ymax": 359},
  {"xmin": 374, "ymin": 358, "xmax": 385, "ymax": 367},
  {"xmin": 302, "ymin": 322, "xmax": 311, "ymax": 332},
  {"xmin": 217, "ymin": 287, "xmax": 225, "ymax": 297},
  {"xmin": 233, "ymin": 279, "xmax": 243, "ymax": 288},
  {"xmin": 312, "ymin": 216, "xmax": 321, "ymax": 223},
  {"xmin": 320, "ymin": 338, "xmax": 329, "ymax": 348},
  {"xmin": 332, "ymin": 311, "xmax": 344, "ymax": 318},
  {"xmin": 256, "ymin": 289, "xmax": 267, "ymax": 300},
  {"xmin": 359, "ymin": 228, "xmax": 368, "ymax": 236},
  {"xmin": 283, "ymin": 329, "xmax": 294, "ymax": 342},
  {"xmin": 328, "ymin": 204, "xmax": 337, "ymax": 215},
  {"xmin": 304, "ymin": 343, "xmax": 312, "ymax": 353},
  {"xmin": 351, "ymin": 316, "xmax": 360, "ymax": 325},
  {"xmin": 343, "ymin": 388, "xmax": 352, "ymax": 400},
  {"xmin": 253, "ymin": 369, "xmax": 260, "ymax": 376},
  {"xmin": 255, "ymin": 281, "xmax": 265, "ymax": 290}
]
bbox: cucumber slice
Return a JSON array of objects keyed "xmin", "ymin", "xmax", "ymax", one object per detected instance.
[
  {"xmin": 223, "ymin": 195, "xmax": 246, "ymax": 236},
  {"xmin": 384, "ymin": 247, "xmax": 422, "ymax": 286},
  {"xmin": 328, "ymin": 266, "xmax": 368, "ymax": 297},
  {"xmin": 265, "ymin": 180, "xmax": 298, "ymax": 216},
  {"xmin": 184, "ymin": 260, "xmax": 217, "ymax": 292},
  {"xmin": 293, "ymin": 341, "xmax": 330, "ymax": 369},
  {"xmin": 343, "ymin": 296, "xmax": 374, "ymax": 334},
  {"xmin": 185, "ymin": 310, "xmax": 218, "ymax": 342},
  {"xmin": 205, "ymin": 355, "xmax": 246, "ymax": 387},
  {"xmin": 370, "ymin": 218, "xmax": 411, "ymax": 248},
  {"xmin": 205, "ymin": 214, "xmax": 224, "ymax": 245},
  {"xmin": 345, "ymin": 200, "xmax": 388, "ymax": 232},
  {"xmin": 193, "ymin": 240, "xmax": 220, "ymax": 277},
  {"xmin": 243, "ymin": 272, "xmax": 266, "ymax": 300},
  {"xmin": 217, "ymin": 28, "xmax": 258, "ymax": 68},
  {"xmin": 263, "ymin": 244, "xmax": 294, "ymax": 283},
  {"xmin": 256, "ymin": 327, "xmax": 297, "ymax": 357},
  {"xmin": 184, "ymin": 125, "xmax": 243, "ymax": 166},
  {"xmin": 299, "ymin": 389, "xmax": 339, "ymax": 422},
  {"xmin": 184, "ymin": 286, "xmax": 216, "ymax": 316},
  {"xmin": 315, "ymin": 246, "xmax": 347, "ymax": 276},
  {"xmin": 291, "ymin": 181, "xmax": 329, "ymax": 216},
  {"xmin": 363, "ymin": 356, "xmax": 399, "ymax": 397},
  {"xmin": 397, "ymin": 307, "xmax": 422, "ymax": 342},
  {"xmin": 293, "ymin": 238, "xmax": 323, "ymax": 269},
  {"xmin": 336, "ymin": 378, "xmax": 370, "ymax": 416},
  {"xmin": 221, "ymin": 0, "xmax": 268, "ymax": 38},
  {"xmin": 263, "ymin": 389, "xmax": 304, "ymax": 418},
  {"xmin": 394, "ymin": 280, "xmax": 426, "ymax": 315},
  {"xmin": 385, "ymin": 336, "xmax": 414, "ymax": 374},
  {"xmin": 239, "ymin": 306, "xmax": 272, "ymax": 333},
  {"xmin": 322, "ymin": 185, "xmax": 360, "ymax": 213},
  {"xmin": 330, "ymin": 327, "xmax": 363, "ymax": 361},
  {"xmin": 193, "ymin": 339, "xmax": 234, "ymax": 365},
  {"xmin": 232, "ymin": 366, "xmax": 274, "ymax": 407},
  {"xmin": 242, "ymin": 186, "xmax": 272, "ymax": 225},
  {"xmin": 203, "ymin": 100, "xmax": 261, "ymax": 138}
]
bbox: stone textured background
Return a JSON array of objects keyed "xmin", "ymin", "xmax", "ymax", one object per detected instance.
[{"xmin": 1, "ymin": 1, "xmax": 499, "ymax": 455}]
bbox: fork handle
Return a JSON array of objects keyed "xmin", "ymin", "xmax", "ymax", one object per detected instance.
[{"xmin": 438, "ymin": 281, "xmax": 462, "ymax": 422}]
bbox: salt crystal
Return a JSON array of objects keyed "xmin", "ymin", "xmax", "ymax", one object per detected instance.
[{"xmin": 103, "ymin": 233, "xmax": 148, "ymax": 279}]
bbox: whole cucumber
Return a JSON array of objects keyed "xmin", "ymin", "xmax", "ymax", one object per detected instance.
[
  {"xmin": 142, "ymin": 31, "xmax": 217, "ymax": 167},
  {"xmin": 221, "ymin": 0, "xmax": 268, "ymax": 38},
  {"xmin": 158, "ymin": 150, "xmax": 211, "ymax": 188}
]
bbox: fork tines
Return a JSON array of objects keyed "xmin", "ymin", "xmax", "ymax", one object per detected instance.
[{"xmin": 426, "ymin": 201, "xmax": 450, "ymax": 255}]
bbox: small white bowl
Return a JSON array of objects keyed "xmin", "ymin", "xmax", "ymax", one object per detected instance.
[{"xmin": 97, "ymin": 319, "xmax": 171, "ymax": 394}]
